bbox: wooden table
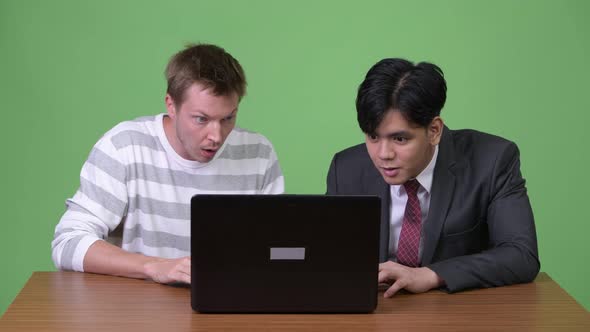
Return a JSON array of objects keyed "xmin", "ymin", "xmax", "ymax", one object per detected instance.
[{"xmin": 0, "ymin": 272, "xmax": 588, "ymax": 331}]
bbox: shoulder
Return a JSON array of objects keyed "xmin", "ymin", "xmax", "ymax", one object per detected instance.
[
  {"xmin": 331, "ymin": 143, "xmax": 373, "ymax": 168},
  {"xmin": 228, "ymin": 127, "xmax": 273, "ymax": 145},
  {"xmin": 97, "ymin": 115, "xmax": 161, "ymax": 151},
  {"xmin": 444, "ymin": 128, "xmax": 521, "ymax": 176},
  {"xmin": 220, "ymin": 127, "xmax": 278, "ymax": 160},
  {"xmin": 327, "ymin": 143, "xmax": 379, "ymax": 183},
  {"xmin": 450, "ymin": 128, "xmax": 515, "ymax": 149},
  {"xmin": 447, "ymin": 128, "xmax": 519, "ymax": 161}
]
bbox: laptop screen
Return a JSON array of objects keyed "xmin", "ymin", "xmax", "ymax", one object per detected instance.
[
  {"xmin": 191, "ymin": 195, "xmax": 381, "ymax": 312},
  {"xmin": 191, "ymin": 194, "xmax": 381, "ymax": 313}
]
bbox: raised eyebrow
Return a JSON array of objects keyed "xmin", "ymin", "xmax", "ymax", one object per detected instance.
[
  {"xmin": 192, "ymin": 109, "xmax": 237, "ymax": 119},
  {"xmin": 203, "ymin": 108, "xmax": 237, "ymax": 118},
  {"xmin": 192, "ymin": 111, "xmax": 209, "ymax": 118},
  {"xmin": 386, "ymin": 131, "xmax": 411, "ymax": 138}
]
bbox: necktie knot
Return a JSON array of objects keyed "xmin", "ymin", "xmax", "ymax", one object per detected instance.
[{"xmin": 403, "ymin": 179, "xmax": 420, "ymax": 197}]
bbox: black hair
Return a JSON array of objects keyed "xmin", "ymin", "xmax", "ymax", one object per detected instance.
[{"xmin": 356, "ymin": 58, "xmax": 447, "ymax": 134}]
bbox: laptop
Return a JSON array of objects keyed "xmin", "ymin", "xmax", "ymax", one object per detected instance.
[{"xmin": 190, "ymin": 194, "xmax": 381, "ymax": 313}]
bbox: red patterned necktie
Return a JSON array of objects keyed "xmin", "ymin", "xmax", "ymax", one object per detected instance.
[{"xmin": 396, "ymin": 179, "xmax": 422, "ymax": 267}]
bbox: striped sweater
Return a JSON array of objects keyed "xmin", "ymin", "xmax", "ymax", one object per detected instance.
[{"xmin": 52, "ymin": 114, "xmax": 284, "ymax": 271}]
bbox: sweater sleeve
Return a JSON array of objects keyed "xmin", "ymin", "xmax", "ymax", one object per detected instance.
[
  {"xmin": 52, "ymin": 132, "xmax": 129, "ymax": 271},
  {"xmin": 260, "ymin": 140, "xmax": 285, "ymax": 194}
]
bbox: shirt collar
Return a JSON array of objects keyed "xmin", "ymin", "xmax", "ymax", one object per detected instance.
[{"xmin": 391, "ymin": 145, "xmax": 439, "ymax": 196}]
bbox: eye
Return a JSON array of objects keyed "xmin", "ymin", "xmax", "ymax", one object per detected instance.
[
  {"xmin": 195, "ymin": 116, "xmax": 208, "ymax": 124},
  {"xmin": 392, "ymin": 136, "xmax": 408, "ymax": 143},
  {"xmin": 222, "ymin": 115, "xmax": 235, "ymax": 123},
  {"xmin": 367, "ymin": 134, "xmax": 378, "ymax": 142}
]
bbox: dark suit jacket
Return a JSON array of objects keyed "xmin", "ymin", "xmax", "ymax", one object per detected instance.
[{"xmin": 326, "ymin": 126, "xmax": 540, "ymax": 292}]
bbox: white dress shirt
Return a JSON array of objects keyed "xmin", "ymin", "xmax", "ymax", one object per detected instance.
[{"xmin": 388, "ymin": 145, "xmax": 439, "ymax": 263}]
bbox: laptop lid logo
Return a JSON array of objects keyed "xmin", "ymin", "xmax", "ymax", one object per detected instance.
[{"xmin": 269, "ymin": 247, "xmax": 306, "ymax": 260}]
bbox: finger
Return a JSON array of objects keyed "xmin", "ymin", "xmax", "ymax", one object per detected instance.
[
  {"xmin": 172, "ymin": 269, "xmax": 191, "ymax": 284},
  {"xmin": 384, "ymin": 279, "xmax": 404, "ymax": 298},
  {"xmin": 378, "ymin": 264, "xmax": 403, "ymax": 283},
  {"xmin": 176, "ymin": 261, "xmax": 191, "ymax": 275},
  {"xmin": 180, "ymin": 272, "xmax": 191, "ymax": 284},
  {"xmin": 378, "ymin": 270, "xmax": 392, "ymax": 283}
]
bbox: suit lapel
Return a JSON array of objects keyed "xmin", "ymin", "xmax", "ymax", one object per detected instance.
[{"xmin": 421, "ymin": 126, "xmax": 456, "ymax": 265}]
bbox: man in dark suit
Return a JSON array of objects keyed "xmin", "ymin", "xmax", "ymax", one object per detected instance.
[{"xmin": 327, "ymin": 58, "xmax": 539, "ymax": 297}]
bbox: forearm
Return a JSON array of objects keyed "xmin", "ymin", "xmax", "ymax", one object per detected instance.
[
  {"xmin": 83, "ymin": 240, "xmax": 163, "ymax": 280},
  {"xmin": 428, "ymin": 244, "xmax": 540, "ymax": 292}
]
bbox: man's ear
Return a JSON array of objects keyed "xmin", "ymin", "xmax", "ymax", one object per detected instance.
[
  {"xmin": 428, "ymin": 116, "xmax": 444, "ymax": 145},
  {"xmin": 165, "ymin": 94, "xmax": 176, "ymax": 119}
]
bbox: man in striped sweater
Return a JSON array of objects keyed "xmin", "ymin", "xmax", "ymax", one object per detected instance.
[{"xmin": 52, "ymin": 44, "xmax": 284, "ymax": 284}]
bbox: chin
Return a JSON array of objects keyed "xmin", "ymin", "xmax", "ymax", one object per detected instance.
[
  {"xmin": 188, "ymin": 153, "xmax": 207, "ymax": 163},
  {"xmin": 386, "ymin": 180, "xmax": 405, "ymax": 186},
  {"xmin": 381, "ymin": 177, "xmax": 403, "ymax": 186}
]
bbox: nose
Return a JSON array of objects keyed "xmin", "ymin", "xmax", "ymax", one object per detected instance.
[
  {"xmin": 207, "ymin": 122, "xmax": 222, "ymax": 145},
  {"xmin": 377, "ymin": 140, "xmax": 395, "ymax": 160}
]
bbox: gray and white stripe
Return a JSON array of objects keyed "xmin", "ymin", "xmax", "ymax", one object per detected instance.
[{"xmin": 52, "ymin": 113, "xmax": 284, "ymax": 272}]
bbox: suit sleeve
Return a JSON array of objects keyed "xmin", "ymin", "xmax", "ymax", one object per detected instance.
[
  {"xmin": 428, "ymin": 143, "xmax": 540, "ymax": 292},
  {"xmin": 326, "ymin": 154, "xmax": 339, "ymax": 195}
]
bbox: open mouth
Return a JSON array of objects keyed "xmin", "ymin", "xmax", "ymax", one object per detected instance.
[
  {"xmin": 381, "ymin": 167, "xmax": 400, "ymax": 177},
  {"xmin": 201, "ymin": 148, "xmax": 218, "ymax": 158}
]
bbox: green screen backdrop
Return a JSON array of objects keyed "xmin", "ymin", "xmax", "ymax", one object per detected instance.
[{"xmin": 1, "ymin": 0, "xmax": 589, "ymax": 314}]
